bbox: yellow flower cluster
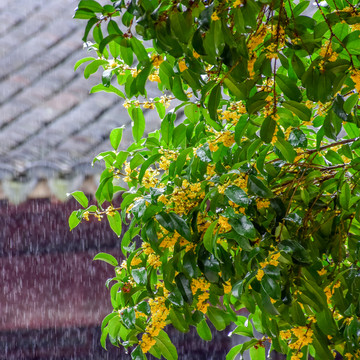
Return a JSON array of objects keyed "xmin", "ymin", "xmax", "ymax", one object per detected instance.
[
  {"xmin": 208, "ymin": 130, "xmax": 235, "ymax": 152},
  {"xmin": 228, "ymin": 200, "xmax": 246, "ymax": 215},
  {"xmin": 148, "ymin": 72, "xmax": 161, "ymax": 83},
  {"xmin": 256, "ymin": 198, "xmax": 270, "ymax": 210},
  {"xmin": 191, "ymin": 278, "xmax": 211, "ymax": 313},
  {"xmin": 178, "ymin": 59, "xmax": 188, "ymax": 72},
  {"xmin": 131, "ymin": 256, "xmax": 142, "ymax": 267},
  {"xmin": 319, "ymin": 41, "xmax": 338, "ymax": 62},
  {"xmin": 248, "ymin": 56, "xmax": 256, "ymax": 79},
  {"xmin": 324, "ymin": 280, "xmax": 341, "ymax": 304},
  {"xmin": 123, "ymin": 161, "xmax": 135, "ymax": 183},
  {"xmin": 233, "ymin": 0, "xmax": 243, "ymax": 6},
  {"xmin": 151, "ymin": 54, "xmax": 164, "ymax": 68},
  {"xmin": 223, "ymin": 280, "xmax": 232, "ymax": 294},
  {"xmin": 219, "ymin": 216, "xmax": 232, "ymax": 233},
  {"xmin": 248, "ymin": 25, "xmax": 269, "ymax": 53},
  {"xmin": 167, "ymin": 179, "xmax": 205, "ymax": 215},
  {"xmin": 211, "ymin": 11, "xmax": 220, "ymax": 21},
  {"xmin": 142, "ymin": 241, "xmax": 154, "ymax": 255},
  {"xmin": 218, "ymin": 174, "xmax": 248, "ymax": 194},
  {"xmin": 351, "ymin": 69, "xmax": 360, "ymax": 95},
  {"xmin": 257, "ymin": 252, "xmax": 281, "ymax": 281},
  {"xmin": 159, "ymin": 229, "xmax": 181, "ymax": 249},
  {"xmin": 179, "ymin": 237, "xmax": 196, "ymax": 252},
  {"xmin": 142, "ymin": 167, "xmax": 159, "ymax": 189},
  {"xmin": 148, "ymin": 253, "xmax": 162, "ymax": 268},
  {"xmin": 140, "ymin": 294, "xmax": 169, "ymax": 353},
  {"xmin": 280, "ymin": 326, "xmax": 313, "ymax": 354},
  {"xmin": 158, "ymin": 149, "xmax": 178, "ymax": 171},
  {"xmin": 218, "ymin": 101, "xmax": 246, "ymax": 125}
]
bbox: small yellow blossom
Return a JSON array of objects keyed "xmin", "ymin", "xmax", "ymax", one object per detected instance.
[
  {"xmin": 178, "ymin": 60, "xmax": 188, "ymax": 72},
  {"xmin": 148, "ymin": 74, "xmax": 161, "ymax": 82},
  {"xmin": 256, "ymin": 269, "xmax": 264, "ymax": 281},
  {"xmin": 151, "ymin": 54, "xmax": 164, "ymax": 68},
  {"xmin": 256, "ymin": 198, "xmax": 270, "ymax": 210},
  {"xmin": 211, "ymin": 11, "xmax": 220, "ymax": 21},
  {"xmin": 219, "ymin": 216, "xmax": 232, "ymax": 233},
  {"xmin": 193, "ymin": 50, "xmax": 200, "ymax": 59}
]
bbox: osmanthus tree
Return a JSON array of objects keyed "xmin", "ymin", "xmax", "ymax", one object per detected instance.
[{"xmin": 69, "ymin": 0, "xmax": 360, "ymax": 359}]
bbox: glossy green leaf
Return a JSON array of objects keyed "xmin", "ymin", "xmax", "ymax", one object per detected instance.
[
  {"xmin": 93, "ymin": 252, "xmax": 118, "ymax": 266},
  {"xmin": 67, "ymin": 191, "xmax": 88, "ymax": 208},
  {"xmin": 130, "ymin": 107, "xmax": 145, "ymax": 143},
  {"xmin": 283, "ymin": 100, "xmax": 311, "ymax": 122},
  {"xmin": 154, "ymin": 330, "xmax": 178, "ymax": 360},
  {"xmin": 247, "ymin": 175, "xmax": 274, "ymax": 198},
  {"xmin": 107, "ymin": 211, "xmax": 122, "ymax": 237},
  {"xmin": 196, "ymin": 319, "xmax": 212, "ymax": 341},
  {"xmin": 83, "ymin": 60, "xmax": 108, "ymax": 79},
  {"xmin": 225, "ymin": 186, "xmax": 250, "ymax": 206},
  {"xmin": 109, "ymin": 127, "xmax": 124, "ymax": 151},
  {"xmin": 229, "ymin": 215, "xmax": 256, "ymax": 239},
  {"xmin": 276, "ymin": 74, "xmax": 302, "ymax": 102}
]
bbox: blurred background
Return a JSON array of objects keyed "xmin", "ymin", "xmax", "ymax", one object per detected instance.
[{"xmin": 0, "ymin": 0, "xmax": 284, "ymax": 359}]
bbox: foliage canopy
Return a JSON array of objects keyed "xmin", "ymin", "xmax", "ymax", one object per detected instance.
[{"xmin": 70, "ymin": 0, "xmax": 360, "ymax": 359}]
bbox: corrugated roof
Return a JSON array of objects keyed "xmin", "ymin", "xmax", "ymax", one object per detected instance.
[{"xmin": 0, "ymin": 0, "xmax": 161, "ymax": 203}]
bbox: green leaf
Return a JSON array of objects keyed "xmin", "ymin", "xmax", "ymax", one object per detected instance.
[
  {"xmin": 77, "ymin": 0, "xmax": 103, "ymax": 12},
  {"xmin": 95, "ymin": 173, "xmax": 113, "ymax": 205},
  {"xmin": 90, "ymin": 84, "xmax": 125, "ymax": 98},
  {"xmin": 154, "ymin": 330, "xmax": 178, "ymax": 360},
  {"xmin": 132, "ymin": 267, "xmax": 147, "ymax": 285},
  {"xmin": 93, "ymin": 252, "xmax": 118, "ymax": 266},
  {"xmin": 339, "ymin": 182, "xmax": 351, "ymax": 210},
  {"xmin": 343, "ymin": 30, "xmax": 360, "ymax": 55},
  {"xmin": 232, "ymin": 316, "xmax": 254, "ymax": 337},
  {"xmin": 69, "ymin": 210, "xmax": 82, "ymax": 230},
  {"xmin": 229, "ymin": 215, "xmax": 256, "ymax": 239},
  {"xmin": 130, "ymin": 107, "xmax": 145, "ymax": 143},
  {"xmin": 225, "ymin": 186, "xmax": 251, "ymax": 206},
  {"xmin": 161, "ymin": 112, "xmax": 175, "ymax": 146},
  {"xmin": 283, "ymin": 100, "xmax": 311, "ymax": 122},
  {"xmin": 83, "ymin": 59, "xmax": 108, "ymax": 79},
  {"xmin": 288, "ymin": 128, "xmax": 308, "ymax": 148},
  {"xmin": 275, "ymin": 137, "xmax": 296, "ymax": 163},
  {"xmin": 207, "ymin": 307, "xmax": 227, "ymax": 331},
  {"xmin": 81, "ymin": 17, "xmax": 98, "ymax": 42},
  {"xmin": 196, "ymin": 319, "xmax": 212, "ymax": 341},
  {"xmin": 74, "ymin": 8, "xmax": 96, "ymax": 19},
  {"xmin": 67, "ymin": 191, "xmax": 88, "ymax": 208},
  {"xmin": 260, "ymin": 116, "xmax": 276, "ymax": 144},
  {"xmin": 208, "ymin": 83, "xmax": 221, "ymax": 120},
  {"xmin": 130, "ymin": 37, "xmax": 149, "ymax": 64},
  {"xmin": 74, "ymin": 57, "xmax": 95, "ymax": 71},
  {"xmin": 276, "ymin": 74, "xmax": 302, "ymax": 101},
  {"xmin": 120, "ymin": 307, "xmax": 136, "ymax": 329},
  {"xmin": 203, "ymin": 221, "xmax": 218, "ymax": 253},
  {"xmin": 102, "ymin": 69, "xmax": 113, "ymax": 87},
  {"xmin": 107, "ymin": 211, "xmax": 122, "ymax": 237},
  {"xmin": 99, "ymin": 34, "xmax": 122, "ymax": 54},
  {"xmin": 169, "ymin": 308, "xmax": 189, "ymax": 333},
  {"xmin": 344, "ymin": 93, "xmax": 358, "ymax": 114},
  {"xmin": 247, "ymin": 175, "xmax": 274, "ymax": 198},
  {"xmin": 261, "ymin": 274, "xmax": 281, "ymax": 300},
  {"xmin": 109, "ymin": 127, "xmax": 124, "ymax": 151},
  {"xmin": 175, "ymin": 273, "xmax": 193, "ymax": 304},
  {"xmin": 131, "ymin": 345, "xmax": 146, "ymax": 360},
  {"xmin": 226, "ymin": 344, "xmax": 242, "ymax": 360},
  {"xmin": 249, "ymin": 346, "xmax": 266, "ymax": 360},
  {"xmin": 100, "ymin": 326, "xmax": 109, "ymax": 349}
]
